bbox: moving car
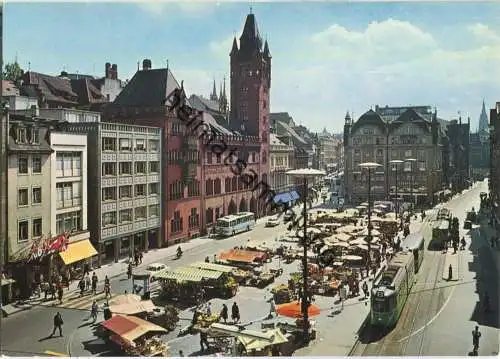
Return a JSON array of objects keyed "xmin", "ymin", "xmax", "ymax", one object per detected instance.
[
  {"xmin": 146, "ymin": 263, "xmax": 168, "ymax": 282},
  {"xmin": 266, "ymin": 217, "xmax": 280, "ymax": 227}
]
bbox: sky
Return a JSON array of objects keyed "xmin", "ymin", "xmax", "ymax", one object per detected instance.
[{"xmin": 3, "ymin": 1, "xmax": 500, "ymax": 132}]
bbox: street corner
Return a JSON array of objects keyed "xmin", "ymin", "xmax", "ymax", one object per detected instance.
[
  {"xmin": 442, "ymin": 250, "xmax": 460, "ymax": 281},
  {"xmin": 67, "ymin": 316, "xmax": 109, "ymax": 357}
]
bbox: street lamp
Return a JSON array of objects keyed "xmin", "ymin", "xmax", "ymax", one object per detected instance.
[
  {"xmin": 286, "ymin": 168, "xmax": 325, "ymax": 343},
  {"xmin": 389, "ymin": 160, "xmax": 404, "ymax": 220},
  {"xmin": 359, "ymin": 162, "xmax": 381, "ymax": 266},
  {"xmin": 405, "ymin": 158, "xmax": 417, "ymax": 212}
]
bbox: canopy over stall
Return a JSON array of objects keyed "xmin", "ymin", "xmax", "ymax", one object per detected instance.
[
  {"xmin": 101, "ymin": 315, "xmax": 167, "ymax": 343},
  {"xmin": 188, "ymin": 262, "xmax": 235, "ymax": 273},
  {"xmin": 108, "ymin": 300, "xmax": 156, "ymax": 315},
  {"xmin": 237, "ymin": 329, "xmax": 288, "ymax": 351},
  {"xmin": 153, "ymin": 267, "xmax": 223, "ymax": 282},
  {"xmin": 218, "ymin": 249, "xmax": 266, "ymax": 264},
  {"xmin": 59, "ymin": 239, "xmax": 97, "ymax": 265}
]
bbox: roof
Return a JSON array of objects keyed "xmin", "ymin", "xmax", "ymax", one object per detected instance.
[
  {"xmin": 201, "ymin": 111, "xmax": 233, "ymax": 136},
  {"xmin": 270, "ymin": 112, "xmax": 295, "ymax": 126},
  {"xmin": 71, "ymin": 79, "xmax": 107, "ymax": 105},
  {"xmin": 218, "ymin": 248, "xmax": 266, "ymax": 263},
  {"xmin": 189, "ymin": 94, "xmax": 220, "ymax": 113},
  {"xmin": 351, "ymin": 109, "xmax": 386, "ymax": 134},
  {"xmin": 275, "ymin": 120, "xmax": 307, "ymax": 146},
  {"xmin": 389, "ymin": 108, "xmax": 431, "ymax": 133},
  {"xmin": 189, "ymin": 261, "xmax": 235, "ymax": 273},
  {"xmin": 270, "ymin": 133, "xmax": 287, "ymax": 146},
  {"xmin": 113, "ymin": 68, "xmax": 192, "ymax": 107},
  {"xmin": 2, "ymin": 80, "xmax": 20, "ymax": 96},
  {"xmin": 23, "ymin": 71, "xmax": 79, "ymax": 105}
]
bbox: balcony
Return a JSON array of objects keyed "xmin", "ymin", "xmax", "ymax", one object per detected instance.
[{"xmin": 57, "ymin": 198, "xmax": 82, "ymax": 210}]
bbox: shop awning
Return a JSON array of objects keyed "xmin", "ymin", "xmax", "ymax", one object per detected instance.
[
  {"xmin": 153, "ymin": 267, "xmax": 223, "ymax": 282},
  {"xmin": 108, "ymin": 300, "xmax": 156, "ymax": 315},
  {"xmin": 59, "ymin": 239, "xmax": 97, "ymax": 265},
  {"xmin": 101, "ymin": 315, "xmax": 167, "ymax": 343},
  {"xmin": 273, "ymin": 192, "xmax": 292, "ymax": 204},
  {"xmin": 189, "ymin": 261, "xmax": 235, "ymax": 273},
  {"xmin": 238, "ymin": 329, "xmax": 289, "ymax": 351},
  {"xmin": 290, "ymin": 191, "xmax": 300, "ymax": 201}
]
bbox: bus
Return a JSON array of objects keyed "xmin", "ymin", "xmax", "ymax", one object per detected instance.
[
  {"xmin": 431, "ymin": 220, "xmax": 450, "ymax": 249},
  {"xmin": 370, "ymin": 251, "xmax": 415, "ymax": 328},
  {"xmin": 215, "ymin": 212, "xmax": 256, "ymax": 237},
  {"xmin": 401, "ymin": 233, "xmax": 424, "ymax": 273}
]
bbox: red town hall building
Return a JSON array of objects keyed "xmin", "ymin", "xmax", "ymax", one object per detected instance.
[{"xmin": 103, "ymin": 11, "xmax": 271, "ymax": 246}]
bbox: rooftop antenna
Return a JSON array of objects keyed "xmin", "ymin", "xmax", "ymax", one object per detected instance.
[
  {"xmin": 249, "ymin": 4, "xmax": 252, "ymax": 13},
  {"xmin": 28, "ymin": 62, "xmax": 31, "ymax": 71},
  {"xmin": 166, "ymin": 59, "xmax": 169, "ymax": 71},
  {"xmin": 137, "ymin": 61, "xmax": 140, "ymax": 71}
]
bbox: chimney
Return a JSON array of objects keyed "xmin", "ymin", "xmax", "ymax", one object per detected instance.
[
  {"xmin": 105, "ymin": 62, "xmax": 111, "ymax": 78},
  {"xmin": 142, "ymin": 59, "xmax": 152, "ymax": 71},
  {"xmin": 111, "ymin": 64, "xmax": 118, "ymax": 80}
]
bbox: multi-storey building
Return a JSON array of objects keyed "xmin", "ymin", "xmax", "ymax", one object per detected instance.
[
  {"xmin": 63, "ymin": 121, "xmax": 162, "ymax": 264},
  {"xmin": 344, "ymin": 107, "xmax": 444, "ymax": 206},
  {"xmin": 269, "ymin": 133, "xmax": 295, "ymax": 203},
  {"xmin": 317, "ymin": 128, "xmax": 340, "ymax": 171},
  {"xmin": 103, "ymin": 59, "xmax": 201, "ymax": 246},
  {"xmin": 489, "ymin": 102, "xmax": 499, "ymax": 225}
]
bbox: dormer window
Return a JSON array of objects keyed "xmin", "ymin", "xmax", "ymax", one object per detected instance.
[{"xmin": 17, "ymin": 128, "xmax": 27, "ymax": 144}]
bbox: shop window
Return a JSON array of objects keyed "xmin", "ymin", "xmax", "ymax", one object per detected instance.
[
  {"xmin": 206, "ymin": 208, "xmax": 214, "ymax": 224},
  {"xmin": 18, "ymin": 157, "xmax": 28, "ymax": 174},
  {"xmin": 18, "ymin": 220, "xmax": 29, "ymax": 242}
]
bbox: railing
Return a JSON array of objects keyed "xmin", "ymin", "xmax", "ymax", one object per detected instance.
[{"xmin": 56, "ymin": 198, "xmax": 82, "ymax": 209}]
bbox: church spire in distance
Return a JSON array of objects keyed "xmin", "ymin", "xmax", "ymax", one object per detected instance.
[
  {"xmin": 479, "ymin": 98, "xmax": 489, "ymax": 133},
  {"xmin": 210, "ymin": 79, "xmax": 218, "ymax": 101}
]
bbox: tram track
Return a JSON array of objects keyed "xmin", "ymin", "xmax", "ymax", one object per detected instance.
[{"xmin": 354, "ymin": 214, "xmax": 450, "ymax": 356}]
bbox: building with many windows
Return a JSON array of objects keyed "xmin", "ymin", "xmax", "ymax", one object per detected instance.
[
  {"xmin": 63, "ymin": 121, "xmax": 162, "ymax": 265},
  {"xmin": 344, "ymin": 106, "xmax": 444, "ymax": 206},
  {"xmin": 269, "ymin": 133, "xmax": 295, "ymax": 202},
  {"xmin": 490, "ymin": 102, "xmax": 500, "ymax": 226}
]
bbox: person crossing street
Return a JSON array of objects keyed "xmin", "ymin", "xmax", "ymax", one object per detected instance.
[{"xmin": 51, "ymin": 312, "xmax": 64, "ymax": 337}]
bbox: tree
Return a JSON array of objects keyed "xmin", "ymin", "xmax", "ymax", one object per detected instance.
[{"xmin": 3, "ymin": 62, "xmax": 24, "ymax": 86}]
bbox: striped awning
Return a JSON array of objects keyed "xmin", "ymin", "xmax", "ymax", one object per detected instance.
[
  {"xmin": 153, "ymin": 267, "xmax": 223, "ymax": 282},
  {"xmin": 189, "ymin": 261, "xmax": 235, "ymax": 273}
]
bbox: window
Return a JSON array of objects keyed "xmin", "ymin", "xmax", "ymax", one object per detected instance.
[
  {"xmin": 149, "ymin": 204, "xmax": 159, "ymax": 217},
  {"xmin": 135, "ymin": 206, "xmax": 147, "ymax": 219},
  {"xmin": 119, "ymin": 185, "xmax": 132, "ymax": 199},
  {"xmin": 102, "ymin": 163, "xmax": 116, "ymax": 176},
  {"xmin": 18, "ymin": 188, "xmax": 28, "ymax": 206},
  {"xmin": 135, "ymin": 139, "xmax": 146, "ymax": 151},
  {"xmin": 32, "ymin": 187, "xmax": 42, "ymax": 204},
  {"xmin": 56, "ymin": 211, "xmax": 81, "ymax": 234},
  {"xmin": 18, "ymin": 157, "xmax": 28, "ymax": 174},
  {"xmin": 119, "ymin": 162, "xmax": 132, "ymax": 175},
  {"xmin": 251, "ymin": 153, "xmax": 256, "ymax": 163},
  {"xmin": 404, "ymin": 162, "xmax": 412, "ymax": 172},
  {"xmin": 149, "ymin": 183, "xmax": 159, "ymax": 195},
  {"xmin": 102, "ymin": 138, "xmax": 116, "ymax": 151},
  {"xmin": 354, "ymin": 150, "xmax": 360, "ymax": 157},
  {"xmin": 119, "ymin": 138, "xmax": 131, "ymax": 151},
  {"xmin": 18, "ymin": 221, "xmax": 29, "ymax": 242},
  {"xmin": 404, "ymin": 150, "xmax": 412, "ymax": 157},
  {"xmin": 102, "ymin": 212, "xmax": 117, "ymax": 226},
  {"xmin": 32, "ymin": 218, "xmax": 42, "ymax": 238},
  {"xmin": 135, "ymin": 162, "xmax": 146, "ymax": 174},
  {"xmin": 102, "ymin": 187, "xmax": 117, "ymax": 201},
  {"xmin": 376, "ymin": 149, "xmax": 383, "ymax": 157},
  {"xmin": 149, "ymin": 140, "xmax": 159, "ymax": 152},
  {"xmin": 135, "ymin": 184, "xmax": 146, "ymax": 196},
  {"xmin": 149, "ymin": 162, "xmax": 159, "ymax": 173},
  {"xmin": 74, "ymin": 153, "xmax": 81, "ymax": 176},
  {"xmin": 56, "ymin": 182, "xmax": 81, "ymax": 208},
  {"xmin": 32, "ymin": 128, "xmax": 39, "ymax": 144},
  {"xmin": 419, "ymin": 161, "xmax": 426, "ymax": 171},
  {"xmin": 119, "ymin": 209, "xmax": 133, "ymax": 223},
  {"xmin": 216, "ymin": 154, "xmax": 221, "ymax": 164},
  {"xmin": 32, "ymin": 156, "xmax": 42, "ymax": 173},
  {"xmin": 169, "ymin": 181, "xmax": 184, "ymax": 200},
  {"xmin": 17, "ymin": 128, "xmax": 27, "ymax": 143},
  {"xmin": 171, "ymin": 210, "xmax": 183, "ymax": 233},
  {"xmin": 207, "ymin": 152, "xmax": 213, "ymax": 164},
  {"xmin": 189, "ymin": 208, "xmax": 200, "ymax": 229}
]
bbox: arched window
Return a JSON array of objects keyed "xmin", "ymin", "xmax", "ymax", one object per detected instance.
[
  {"xmin": 205, "ymin": 179, "xmax": 213, "ymax": 196},
  {"xmin": 214, "ymin": 178, "xmax": 222, "ymax": 194},
  {"xmin": 231, "ymin": 177, "xmax": 238, "ymax": 192},
  {"xmin": 238, "ymin": 177, "xmax": 244, "ymax": 190},
  {"xmin": 225, "ymin": 178, "xmax": 231, "ymax": 193}
]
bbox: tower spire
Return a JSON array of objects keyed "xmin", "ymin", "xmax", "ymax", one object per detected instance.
[{"xmin": 210, "ymin": 79, "xmax": 218, "ymax": 101}]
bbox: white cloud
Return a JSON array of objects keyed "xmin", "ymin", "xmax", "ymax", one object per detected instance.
[
  {"xmin": 467, "ymin": 23, "xmax": 500, "ymax": 44},
  {"xmin": 209, "ymin": 35, "xmax": 237, "ymax": 60},
  {"xmin": 136, "ymin": 1, "xmax": 219, "ymax": 16}
]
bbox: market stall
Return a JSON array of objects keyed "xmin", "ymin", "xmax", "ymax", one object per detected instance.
[
  {"xmin": 100, "ymin": 315, "xmax": 169, "ymax": 356},
  {"xmin": 218, "ymin": 249, "xmax": 268, "ymax": 266}
]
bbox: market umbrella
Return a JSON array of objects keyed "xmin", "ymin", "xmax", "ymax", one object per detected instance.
[
  {"xmin": 360, "ymin": 202, "xmax": 369, "ymax": 206},
  {"xmin": 359, "ymin": 228, "xmax": 381, "ymax": 237},
  {"xmin": 341, "ymin": 255, "xmax": 363, "ymax": 261},
  {"xmin": 276, "ymin": 301, "xmax": 321, "ymax": 318}
]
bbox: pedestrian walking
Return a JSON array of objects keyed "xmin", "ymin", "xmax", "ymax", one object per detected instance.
[
  {"xmin": 219, "ymin": 304, "xmax": 228, "ymax": 323},
  {"xmin": 139, "ymin": 252, "xmax": 143, "ymax": 264},
  {"xmin": 200, "ymin": 330, "xmax": 210, "ymax": 352},
  {"xmin": 448, "ymin": 264, "xmax": 453, "ymax": 281},
  {"xmin": 268, "ymin": 297, "xmax": 277, "ymax": 318},
  {"xmin": 179, "ymin": 350, "xmax": 184, "ymax": 357},
  {"xmin": 339, "ymin": 285, "xmax": 347, "ymax": 310},
  {"xmin": 57, "ymin": 285, "xmax": 64, "ymax": 304},
  {"xmin": 90, "ymin": 301, "xmax": 98, "ymax": 323},
  {"xmin": 91, "ymin": 273, "xmax": 98, "ymax": 295},
  {"xmin": 85, "ymin": 273, "xmax": 91, "ymax": 291},
  {"xmin": 51, "ymin": 312, "xmax": 64, "ymax": 337},
  {"xmin": 50, "ymin": 283, "xmax": 56, "ymax": 300},
  {"xmin": 206, "ymin": 302, "xmax": 212, "ymax": 316},
  {"xmin": 78, "ymin": 279, "xmax": 85, "ymax": 296},
  {"xmin": 104, "ymin": 275, "xmax": 110, "ymax": 287},
  {"xmin": 231, "ymin": 302, "xmax": 240, "ymax": 323},
  {"xmin": 472, "ymin": 326, "xmax": 481, "ymax": 355},
  {"xmin": 362, "ymin": 281, "xmax": 369, "ymax": 299},
  {"xmin": 104, "ymin": 283, "xmax": 111, "ymax": 299}
]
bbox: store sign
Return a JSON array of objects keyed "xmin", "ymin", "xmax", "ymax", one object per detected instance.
[{"xmin": 28, "ymin": 232, "xmax": 69, "ymax": 262}]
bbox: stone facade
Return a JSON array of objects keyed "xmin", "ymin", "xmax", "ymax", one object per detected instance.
[
  {"xmin": 490, "ymin": 102, "xmax": 500, "ymax": 223},
  {"xmin": 269, "ymin": 133, "xmax": 294, "ymax": 195}
]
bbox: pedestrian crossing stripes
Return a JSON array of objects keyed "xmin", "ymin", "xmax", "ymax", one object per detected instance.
[{"xmin": 47, "ymin": 291, "xmax": 117, "ymax": 311}]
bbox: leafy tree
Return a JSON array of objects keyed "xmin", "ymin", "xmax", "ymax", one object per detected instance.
[{"xmin": 3, "ymin": 62, "xmax": 24, "ymax": 86}]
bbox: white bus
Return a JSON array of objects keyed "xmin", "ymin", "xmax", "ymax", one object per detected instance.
[{"xmin": 215, "ymin": 212, "xmax": 256, "ymax": 237}]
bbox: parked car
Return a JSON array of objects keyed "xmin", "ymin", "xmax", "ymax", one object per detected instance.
[
  {"xmin": 266, "ymin": 217, "xmax": 280, "ymax": 227},
  {"xmin": 146, "ymin": 263, "xmax": 169, "ymax": 281}
]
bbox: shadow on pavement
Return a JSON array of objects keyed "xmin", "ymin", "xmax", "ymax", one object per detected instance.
[
  {"xmin": 38, "ymin": 334, "xmax": 56, "ymax": 342},
  {"xmin": 357, "ymin": 323, "xmax": 392, "ymax": 344},
  {"xmin": 81, "ymin": 338, "xmax": 116, "ymax": 355},
  {"xmin": 467, "ymin": 221, "xmax": 499, "ymax": 329}
]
